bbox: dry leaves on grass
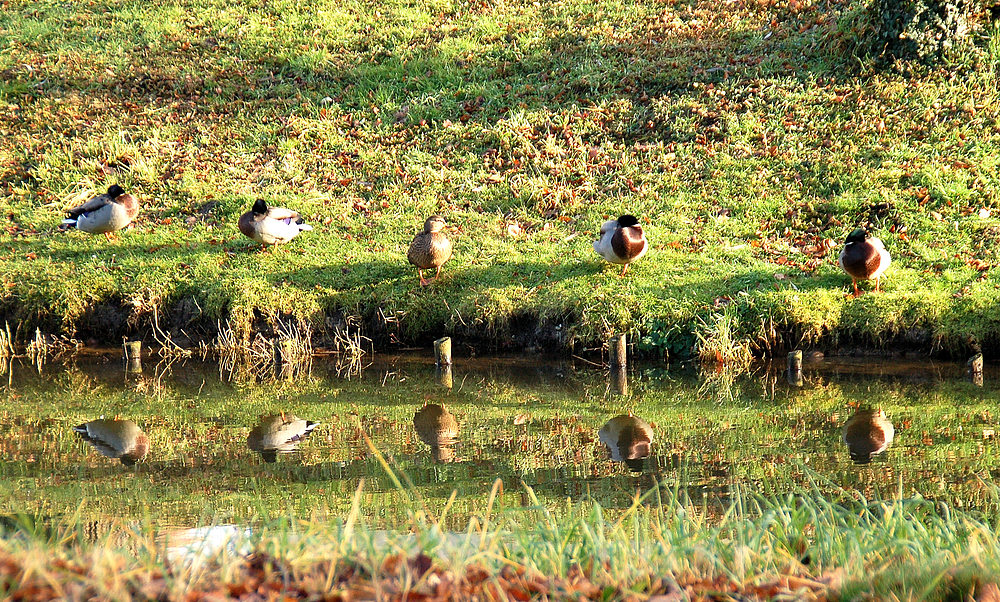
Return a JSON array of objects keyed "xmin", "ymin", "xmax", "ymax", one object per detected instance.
[{"xmin": 0, "ymin": 550, "xmax": 857, "ymax": 601}]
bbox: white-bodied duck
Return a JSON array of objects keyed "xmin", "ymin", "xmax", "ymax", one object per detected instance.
[
  {"xmin": 61, "ymin": 184, "xmax": 139, "ymax": 238},
  {"xmin": 593, "ymin": 215, "xmax": 647, "ymax": 275},
  {"xmin": 238, "ymin": 199, "xmax": 313, "ymax": 248}
]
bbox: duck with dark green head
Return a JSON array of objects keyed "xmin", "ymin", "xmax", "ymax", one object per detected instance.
[
  {"xmin": 838, "ymin": 228, "xmax": 891, "ymax": 297},
  {"xmin": 238, "ymin": 199, "xmax": 313, "ymax": 248},
  {"xmin": 61, "ymin": 184, "xmax": 139, "ymax": 239},
  {"xmin": 593, "ymin": 215, "xmax": 648, "ymax": 275}
]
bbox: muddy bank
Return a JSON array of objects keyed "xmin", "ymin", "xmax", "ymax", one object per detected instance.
[{"xmin": 0, "ymin": 294, "xmax": 992, "ymax": 362}]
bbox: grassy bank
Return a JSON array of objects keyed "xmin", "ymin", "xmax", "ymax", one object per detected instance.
[
  {"xmin": 1, "ymin": 0, "xmax": 1000, "ymax": 357},
  {"xmin": 4, "ymin": 480, "xmax": 1000, "ymax": 600}
]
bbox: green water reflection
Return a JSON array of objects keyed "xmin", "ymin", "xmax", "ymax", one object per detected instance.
[{"xmin": 1, "ymin": 354, "xmax": 998, "ymax": 528}]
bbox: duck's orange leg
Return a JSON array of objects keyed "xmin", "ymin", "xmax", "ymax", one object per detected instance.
[
  {"xmin": 852, "ymin": 278, "xmax": 862, "ymax": 298},
  {"xmin": 418, "ymin": 269, "xmax": 429, "ymax": 287},
  {"xmin": 620, "ymin": 263, "xmax": 629, "ymax": 276}
]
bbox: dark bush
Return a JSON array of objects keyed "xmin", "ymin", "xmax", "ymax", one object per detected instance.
[{"xmin": 836, "ymin": 0, "xmax": 996, "ymax": 63}]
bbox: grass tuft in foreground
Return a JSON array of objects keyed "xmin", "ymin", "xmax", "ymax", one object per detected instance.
[{"xmin": 4, "ymin": 476, "xmax": 1000, "ymax": 600}]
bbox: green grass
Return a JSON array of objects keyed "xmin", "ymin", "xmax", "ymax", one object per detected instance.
[
  {"xmin": 6, "ymin": 477, "xmax": 1000, "ymax": 600},
  {"xmin": 1, "ymin": 1, "xmax": 1000, "ymax": 357}
]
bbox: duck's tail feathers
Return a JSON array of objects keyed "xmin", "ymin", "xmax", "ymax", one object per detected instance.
[{"xmin": 298, "ymin": 224, "xmax": 313, "ymax": 232}]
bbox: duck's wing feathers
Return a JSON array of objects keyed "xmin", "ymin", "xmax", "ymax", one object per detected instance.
[
  {"xmin": 67, "ymin": 194, "xmax": 112, "ymax": 218},
  {"xmin": 266, "ymin": 206, "xmax": 300, "ymax": 221}
]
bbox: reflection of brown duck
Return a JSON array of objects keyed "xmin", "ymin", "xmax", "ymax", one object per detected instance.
[
  {"xmin": 598, "ymin": 415, "xmax": 653, "ymax": 472},
  {"xmin": 73, "ymin": 419, "xmax": 149, "ymax": 466},
  {"xmin": 247, "ymin": 414, "xmax": 319, "ymax": 463},
  {"xmin": 413, "ymin": 404, "xmax": 458, "ymax": 463},
  {"xmin": 842, "ymin": 409, "xmax": 894, "ymax": 464}
]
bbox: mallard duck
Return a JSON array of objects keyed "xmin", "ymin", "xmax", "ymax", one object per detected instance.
[
  {"xmin": 247, "ymin": 413, "xmax": 319, "ymax": 463},
  {"xmin": 413, "ymin": 403, "xmax": 458, "ymax": 462},
  {"xmin": 73, "ymin": 418, "xmax": 149, "ymax": 466},
  {"xmin": 842, "ymin": 408, "xmax": 894, "ymax": 464},
  {"xmin": 838, "ymin": 228, "xmax": 891, "ymax": 297},
  {"xmin": 61, "ymin": 184, "xmax": 139, "ymax": 238},
  {"xmin": 238, "ymin": 199, "xmax": 313, "ymax": 248},
  {"xmin": 593, "ymin": 215, "xmax": 648, "ymax": 275},
  {"xmin": 598, "ymin": 414, "xmax": 653, "ymax": 472},
  {"xmin": 407, "ymin": 215, "xmax": 453, "ymax": 286}
]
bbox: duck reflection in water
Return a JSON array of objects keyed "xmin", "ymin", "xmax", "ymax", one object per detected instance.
[
  {"xmin": 598, "ymin": 415, "xmax": 653, "ymax": 472},
  {"xmin": 842, "ymin": 408, "xmax": 894, "ymax": 464},
  {"xmin": 413, "ymin": 404, "xmax": 458, "ymax": 463},
  {"xmin": 247, "ymin": 413, "xmax": 319, "ymax": 463},
  {"xmin": 73, "ymin": 419, "xmax": 149, "ymax": 466}
]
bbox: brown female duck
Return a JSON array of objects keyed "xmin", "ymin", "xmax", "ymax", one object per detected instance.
[{"xmin": 407, "ymin": 215, "xmax": 453, "ymax": 286}]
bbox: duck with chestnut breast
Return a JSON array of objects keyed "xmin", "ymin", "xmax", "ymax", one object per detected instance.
[
  {"xmin": 593, "ymin": 215, "xmax": 647, "ymax": 276},
  {"xmin": 842, "ymin": 408, "xmax": 894, "ymax": 464},
  {"xmin": 838, "ymin": 228, "xmax": 891, "ymax": 297},
  {"xmin": 407, "ymin": 215, "xmax": 453, "ymax": 286},
  {"xmin": 61, "ymin": 184, "xmax": 139, "ymax": 239},
  {"xmin": 238, "ymin": 199, "xmax": 313, "ymax": 248}
]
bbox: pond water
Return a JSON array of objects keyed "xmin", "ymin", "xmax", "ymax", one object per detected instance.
[{"xmin": 1, "ymin": 352, "xmax": 998, "ymax": 532}]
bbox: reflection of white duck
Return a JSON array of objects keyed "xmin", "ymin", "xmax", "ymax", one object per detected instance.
[
  {"xmin": 842, "ymin": 408, "xmax": 894, "ymax": 464},
  {"xmin": 247, "ymin": 413, "xmax": 318, "ymax": 463},
  {"xmin": 73, "ymin": 418, "xmax": 149, "ymax": 466},
  {"xmin": 413, "ymin": 404, "xmax": 458, "ymax": 463},
  {"xmin": 598, "ymin": 415, "xmax": 653, "ymax": 471}
]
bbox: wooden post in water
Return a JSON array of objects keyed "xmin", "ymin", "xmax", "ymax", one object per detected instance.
[
  {"xmin": 611, "ymin": 365, "xmax": 628, "ymax": 396},
  {"xmin": 787, "ymin": 350, "xmax": 803, "ymax": 387},
  {"xmin": 434, "ymin": 337, "xmax": 452, "ymax": 366},
  {"xmin": 123, "ymin": 340, "xmax": 142, "ymax": 374},
  {"xmin": 969, "ymin": 353, "xmax": 984, "ymax": 387},
  {"xmin": 608, "ymin": 334, "xmax": 627, "ymax": 368}
]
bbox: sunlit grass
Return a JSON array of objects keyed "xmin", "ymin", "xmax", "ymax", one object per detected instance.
[
  {"xmin": 4, "ymin": 475, "xmax": 1000, "ymax": 600},
  {"xmin": 0, "ymin": 0, "xmax": 999, "ymax": 356}
]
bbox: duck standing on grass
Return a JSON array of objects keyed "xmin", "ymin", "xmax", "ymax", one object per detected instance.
[
  {"xmin": 593, "ymin": 215, "xmax": 648, "ymax": 275},
  {"xmin": 408, "ymin": 215, "xmax": 453, "ymax": 286},
  {"xmin": 838, "ymin": 228, "xmax": 891, "ymax": 297},
  {"xmin": 73, "ymin": 418, "xmax": 149, "ymax": 466},
  {"xmin": 61, "ymin": 184, "xmax": 139, "ymax": 239},
  {"xmin": 238, "ymin": 199, "xmax": 313, "ymax": 248},
  {"xmin": 842, "ymin": 408, "xmax": 894, "ymax": 464}
]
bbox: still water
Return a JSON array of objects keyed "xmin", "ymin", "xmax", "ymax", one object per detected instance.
[{"xmin": 1, "ymin": 353, "xmax": 997, "ymax": 530}]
